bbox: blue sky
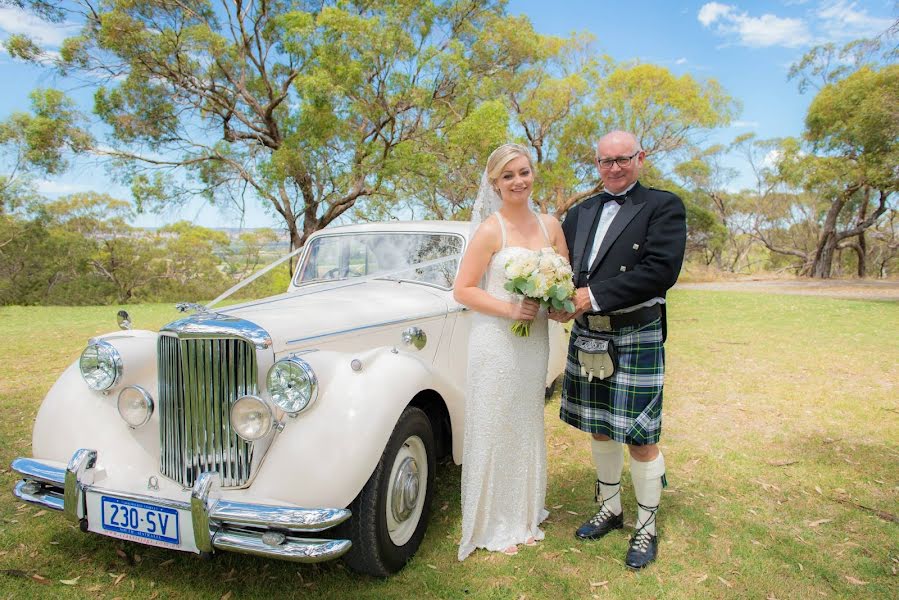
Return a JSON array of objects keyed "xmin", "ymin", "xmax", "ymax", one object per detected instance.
[{"xmin": 0, "ymin": 0, "xmax": 895, "ymax": 229}]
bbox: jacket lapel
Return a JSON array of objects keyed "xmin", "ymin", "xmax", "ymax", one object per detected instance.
[
  {"xmin": 572, "ymin": 196, "xmax": 602, "ymax": 281},
  {"xmin": 588, "ymin": 186, "xmax": 646, "ymax": 277}
]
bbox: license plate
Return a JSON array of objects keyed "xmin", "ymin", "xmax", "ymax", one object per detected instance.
[{"xmin": 100, "ymin": 496, "xmax": 180, "ymax": 546}]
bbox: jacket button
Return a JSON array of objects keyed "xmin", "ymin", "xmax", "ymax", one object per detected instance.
[
  {"xmin": 633, "ymin": 243, "xmax": 640, "ymax": 250},
  {"xmin": 620, "ymin": 265, "xmax": 627, "ymax": 272}
]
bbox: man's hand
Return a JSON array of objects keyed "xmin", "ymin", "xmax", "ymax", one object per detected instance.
[
  {"xmin": 548, "ymin": 308, "xmax": 574, "ymax": 322},
  {"xmin": 572, "ymin": 287, "xmax": 594, "ymax": 316}
]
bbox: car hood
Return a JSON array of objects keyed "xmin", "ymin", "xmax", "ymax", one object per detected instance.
[{"xmin": 177, "ymin": 280, "xmax": 450, "ymax": 350}]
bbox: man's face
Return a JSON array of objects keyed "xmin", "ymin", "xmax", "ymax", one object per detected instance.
[{"xmin": 596, "ymin": 136, "xmax": 644, "ymax": 195}]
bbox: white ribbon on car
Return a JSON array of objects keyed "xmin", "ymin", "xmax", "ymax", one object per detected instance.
[{"xmin": 203, "ymin": 250, "xmax": 464, "ymax": 312}]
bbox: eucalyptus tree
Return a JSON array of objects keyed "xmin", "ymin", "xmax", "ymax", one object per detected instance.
[
  {"xmin": 8, "ymin": 0, "xmax": 507, "ymax": 248},
  {"xmin": 474, "ymin": 22, "xmax": 737, "ymax": 217},
  {"xmin": 0, "ymin": 89, "xmax": 92, "ymax": 212},
  {"xmin": 757, "ymin": 39, "xmax": 899, "ymax": 279}
]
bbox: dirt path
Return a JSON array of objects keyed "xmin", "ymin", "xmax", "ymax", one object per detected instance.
[{"xmin": 675, "ymin": 278, "xmax": 899, "ymax": 302}]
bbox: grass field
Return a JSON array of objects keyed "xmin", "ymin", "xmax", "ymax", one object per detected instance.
[{"xmin": 1, "ymin": 291, "xmax": 897, "ymax": 599}]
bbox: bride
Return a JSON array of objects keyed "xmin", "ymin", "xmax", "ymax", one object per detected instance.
[{"xmin": 454, "ymin": 143, "xmax": 571, "ymax": 559}]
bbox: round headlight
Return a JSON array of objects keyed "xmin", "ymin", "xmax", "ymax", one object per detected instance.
[
  {"xmin": 230, "ymin": 395, "xmax": 274, "ymax": 441},
  {"xmin": 79, "ymin": 341, "xmax": 123, "ymax": 391},
  {"xmin": 267, "ymin": 357, "xmax": 318, "ymax": 414},
  {"xmin": 117, "ymin": 385, "xmax": 154, "ymax": 428}
]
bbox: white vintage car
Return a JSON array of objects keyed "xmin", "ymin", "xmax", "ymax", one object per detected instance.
[{"xmin": 12, "ymin": 221, "xmax": 566, "ymax": 576}]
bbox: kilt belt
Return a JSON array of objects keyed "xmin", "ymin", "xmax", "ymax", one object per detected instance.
[
  {"xmin": 561, "ymin": 310, "xmax": 665, "ymax": 446},
  {"xmin": 575, "ymin": 303, "xmax": 661, "ymax": 332}
]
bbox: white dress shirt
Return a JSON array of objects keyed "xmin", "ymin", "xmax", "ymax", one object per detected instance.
[{"xmin": 586, "ymin": 182, "xmax": 664, "ymax": 313}]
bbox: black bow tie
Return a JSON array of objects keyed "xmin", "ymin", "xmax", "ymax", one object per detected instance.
[{"xmin": 599, "ymin": 192, "xmax": 626, "ymax": 206}]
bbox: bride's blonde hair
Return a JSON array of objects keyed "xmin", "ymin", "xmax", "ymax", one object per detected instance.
[{"xmin": 486, "ymin": 143, "xmax": 534, "ymax": 186}]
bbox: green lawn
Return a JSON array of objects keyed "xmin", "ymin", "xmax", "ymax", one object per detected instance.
[{"xmin": 1, "ymin": 292, "xmax": 896, "ymax": 599}]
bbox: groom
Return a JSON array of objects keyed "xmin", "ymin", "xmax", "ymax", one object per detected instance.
[{"xmin": 552, "ymin": 130, "xmax": 686, "ymax": 569}]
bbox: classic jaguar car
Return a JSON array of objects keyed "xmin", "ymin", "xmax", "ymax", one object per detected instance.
[{"xmin": 11, "ymin": 220, "xmax": 567, "ymax": 576}]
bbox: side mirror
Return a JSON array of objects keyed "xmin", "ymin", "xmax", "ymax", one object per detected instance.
[{"xmin": 116, "ymin": 310, "xmax": 132, "ymax": 330}]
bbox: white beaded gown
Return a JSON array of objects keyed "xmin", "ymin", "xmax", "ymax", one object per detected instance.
[{"xmin": 458, "ymin": 213, "xmax": 550, "ymax": 561}]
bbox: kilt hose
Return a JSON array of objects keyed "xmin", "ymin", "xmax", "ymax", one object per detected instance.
[{"xmin": 560, "ymin": 317, "xmax": 665, "ymax": 445}]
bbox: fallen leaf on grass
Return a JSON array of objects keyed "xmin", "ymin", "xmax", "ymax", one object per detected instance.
[
  {"xmin": 86, "ymin": 585, "xmax": 103, "ymax": 592},
  {"xmin": 30, "ymin": 574, "xmax": 51, "ymax": 585},
  {"xmin": 696, "ymin": 574, "xmax": 708, "ymax": 584},
  {"xmin": 149, "ymin": 593, "xmax": 159, "ymax": 600},
  {"xmin": 60, "ymin": 576, "xmax": 81, "ymax": 585},
  {"xmin": 717, "ymin": 576, "xmax": 733, "ymax": 588},
  {"xmin": 589, "ymin": 580, "xmax": 608, "ymax": 588},
  {"xmin": 426, "ymin": 564, "xmax": 437, "ymax": 570},
  {"xmin": 114, "ymin": 573, "xmax": 126, "ymax": 586},
  {"xmin": 221, "ymin": 592, "xmax": 233, "ymax": 600},
  {"xmin": 808, "ymin": 519, "xmax": 832, "ymax": 527},
  {"xmin": 814, "ymin": 486, "xmax": 823, "ymax": 495},
  {"xmin": 766, "ymin": 459, "xmax": 798, "ymax": 467},
  {"xmin": 565, "ymin": 511, "xmax": 579, "ymax": 516},
  {"xmin": 32, "ymin": 510, "xmax": 47, "ymax": 518},
  {"xmin": 159, "ymin": 559, "xmax": 175, "ymax": 567},
  {"xmin": 845, "ymin": 576, "xmax": 868, "ymax": 585}
]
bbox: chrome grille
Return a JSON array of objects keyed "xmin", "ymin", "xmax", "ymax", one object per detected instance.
[{"xmin": 158, "ymin": 334, "xmax": 257, "ymax": 488}]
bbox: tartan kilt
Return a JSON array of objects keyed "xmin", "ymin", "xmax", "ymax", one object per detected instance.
[{"xmin": 560, "ymin": 317, "xmax": 665, "ymax": 445}]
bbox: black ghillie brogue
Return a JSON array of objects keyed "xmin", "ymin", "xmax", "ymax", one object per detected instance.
[
  {"xmin": 575, "ymin": 480, "xmax": 623, "ymax": 540},
  {"xmin": 625, "ymin": 501, "xmax": 659, "ymax": 569}
]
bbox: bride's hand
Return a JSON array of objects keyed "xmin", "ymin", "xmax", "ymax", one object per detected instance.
[{"xmin": 509, "ymin": 298, "xmax": 539, "ymax": 321}]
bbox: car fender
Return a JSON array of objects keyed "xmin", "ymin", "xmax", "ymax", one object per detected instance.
[
  {"xmin": 32, "ymin": 331, "xmax": 162, "ymax": 474},
  {"xmin": 249, "ymin": 346, "xmax": 453, "ymax": 510}
]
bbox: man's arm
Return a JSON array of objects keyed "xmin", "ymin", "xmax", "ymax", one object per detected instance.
[{"xmin": 588, "ymin": 192, "xmax": 687, "ymax": 312}]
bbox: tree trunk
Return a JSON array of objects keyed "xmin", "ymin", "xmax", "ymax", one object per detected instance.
[
  {"xmin": 811, "ymin": 232, "xmax": 837, "ymax": 278},
  {"xmin": 856, "ymin": 232, "xmax": 866, "ymax": 277}
]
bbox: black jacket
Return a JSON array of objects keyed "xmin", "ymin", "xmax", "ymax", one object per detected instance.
[{"xmin": 562, "ymin": 181, "xmax": 687, "ymax": 320}]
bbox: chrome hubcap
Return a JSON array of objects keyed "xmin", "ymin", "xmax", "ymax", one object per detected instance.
[
  {"xmin": 391, "ymin": 456, "xmax": 420, "ymax": 522},
  {"xmin": 386, "ymin": 435, "xmax": 427, "ymax": 546}
]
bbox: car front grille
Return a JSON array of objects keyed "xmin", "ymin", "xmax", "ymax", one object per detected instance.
[{"xmin": 157, "ymin": 334, "xmax": 257, "ymax": 488}]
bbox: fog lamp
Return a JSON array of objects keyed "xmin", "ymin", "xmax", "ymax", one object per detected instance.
[
  {"xmin": 117, "ymin": 385, "xmax": 154, "ymax": 428},
  {"xmin": 231, "ymin": 395, "xmax": 274, "ymax": 441}
]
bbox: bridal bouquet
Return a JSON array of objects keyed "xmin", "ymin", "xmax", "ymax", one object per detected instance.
[{"xmin": 503, "ymin": 248, "xmax": 576, "ymax": 337}]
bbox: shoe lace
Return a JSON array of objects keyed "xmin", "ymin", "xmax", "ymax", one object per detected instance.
[
  {"xmin": 630, "ymin": 501, "xmax": 658, "ymax": 552},
  {"xmin": 589, "ymin": 479, "xmax": 620, "ymax": 525}
]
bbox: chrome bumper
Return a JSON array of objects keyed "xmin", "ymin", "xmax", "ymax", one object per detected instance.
[{"xmin": 11, "ymin": 449, "xmax": 352, "ymax": 563}]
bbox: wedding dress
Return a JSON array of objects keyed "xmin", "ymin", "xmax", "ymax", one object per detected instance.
[{"xmin": 458, "ymin": 212, "xmax": 550, "ymax": 560}]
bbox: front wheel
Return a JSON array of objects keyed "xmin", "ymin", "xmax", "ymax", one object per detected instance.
[{"xmin": 342, "ymin": 406, "xmax": 436, "ymax": 576}]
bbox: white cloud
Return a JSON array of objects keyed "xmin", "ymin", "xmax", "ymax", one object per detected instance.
[
  {"xmin": 35, "ymin": 179, "xmax": 95, "ymax": 196},
  {"xmin": 731, "ymin": 120, "xmax": 759, "ymax": 128},
  {"xmin": 0, "ymin": 7, "xmax": 79, "ymax": 48},
  {"xmin": 816, "ymin": 0, "xmax": 895, "ymax": 40},
  {"xmin": 697, "ymin": 2, "xmax": 812, "ymax": 48},
  {"xmin": 698, "ymin": 2, "xmax": 733, "ymax": 27},
  {"xmin": 675, "ymin": 57, "xmax": 688, "ymax": 65}
]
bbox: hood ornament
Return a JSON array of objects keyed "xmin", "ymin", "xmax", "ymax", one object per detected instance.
[{"xmin": 175, "ymin": 302, "xmax": 210, "ymax": 314}]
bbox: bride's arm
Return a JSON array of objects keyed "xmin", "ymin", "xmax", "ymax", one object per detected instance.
[
  {"xmin": 453, "ymin": 220, "xmax": 538, "ymax": 320},
  {"xmin": 543, "ymin": 214, "xmax": 575, "ymax": 322}
]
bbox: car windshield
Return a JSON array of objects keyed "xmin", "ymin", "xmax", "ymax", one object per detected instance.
[{"xmin": 294, "ymin": 231, "xmax": 464, "ymax": 289}]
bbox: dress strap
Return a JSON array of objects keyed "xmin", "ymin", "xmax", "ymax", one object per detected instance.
[
  {"xmin": 494, "ymin": 212, "xmax": 507, "ymax": 249},
  {"xmin": 535, "ymin": 212, "xmax": 552, "ymax": 245}
]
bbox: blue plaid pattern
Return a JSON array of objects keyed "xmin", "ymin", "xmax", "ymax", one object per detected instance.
[{"xmin": 560, "ymin": 317, "xmax": 665, "ymax": 445}]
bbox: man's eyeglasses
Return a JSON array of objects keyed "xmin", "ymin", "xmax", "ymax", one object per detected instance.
[{"xmin": 596, "ymin": 151, "xmax": 640, "ymax": 169}]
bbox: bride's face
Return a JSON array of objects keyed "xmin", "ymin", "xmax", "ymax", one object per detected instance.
[{"xmin": 496, "ymin": 155, "xmax": 533, "ymax": 205}]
